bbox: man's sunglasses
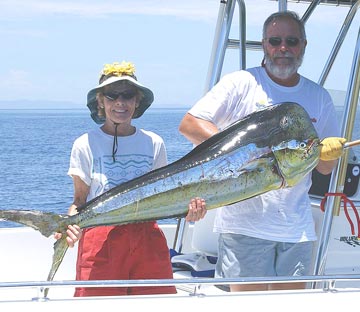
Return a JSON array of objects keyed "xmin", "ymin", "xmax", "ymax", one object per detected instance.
[
  {"xmin": 265, "ymin": 37, "xmax": 301, "ymax": 47},
  {"xmin": 103, "ymin": 90, "xmax": 137, "ymax": 101}
]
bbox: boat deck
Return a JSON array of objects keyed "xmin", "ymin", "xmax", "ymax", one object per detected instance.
[{"xmin": 0, "ymin": 222, "xmax": 360, "ymax": 308}]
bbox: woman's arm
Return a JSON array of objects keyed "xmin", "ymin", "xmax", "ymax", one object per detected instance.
[{"xmin": 54, "ymin": 175, "xmax": 89, "ymax": 247}]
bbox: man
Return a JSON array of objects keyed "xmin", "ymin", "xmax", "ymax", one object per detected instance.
[{"xmin": 179, "ymin": 11, "xmax": 346, "ymax": 291}]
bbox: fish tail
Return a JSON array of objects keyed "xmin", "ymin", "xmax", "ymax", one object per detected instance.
[
  {"xmin": 44, "ymin": 237, "xmax": 69, "ymax": 297},
  {"xmin": 0, "ymin": 209, "xmax": 69, "ymax": 237}
]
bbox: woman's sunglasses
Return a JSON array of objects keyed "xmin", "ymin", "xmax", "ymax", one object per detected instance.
[
  {"xmin": 265, "ymin": 37, "xmax": 301, "ymax": 47},
  {"xmin": 103, "ymin": 90, "xmax": 137, "ymax": 101}
]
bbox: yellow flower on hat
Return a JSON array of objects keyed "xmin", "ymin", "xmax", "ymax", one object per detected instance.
[{"xmin": 102, "ymin": 61, "xmax": 136, "ymax": 77}]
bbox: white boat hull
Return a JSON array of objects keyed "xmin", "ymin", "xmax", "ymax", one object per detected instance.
[{"xmin": 1, "ymin": 202, "xmax": 360, "ymax": 307}]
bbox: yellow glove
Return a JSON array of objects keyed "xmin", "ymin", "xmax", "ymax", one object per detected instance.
[{"xmin": 320, "ymin": 137, "xmax": 347, "ymax": 161}]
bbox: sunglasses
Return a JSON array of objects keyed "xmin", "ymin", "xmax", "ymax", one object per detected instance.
[
  {"xmin": 266, "ymin": 37, "xmax": 301, "ymax": 47},
  {"xmin": 103, "ymin": 90, "xmax": 137, "ymax": 101}
]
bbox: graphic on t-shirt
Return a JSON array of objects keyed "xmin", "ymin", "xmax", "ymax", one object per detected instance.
[{"xmin": 97, "ymin": 154, "xmax": 153, "ymax": 192}]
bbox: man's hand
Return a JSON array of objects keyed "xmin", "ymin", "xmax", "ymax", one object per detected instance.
[{"xmin": 320, "ymin": 137, "xmax": 347, "ymax": 161}]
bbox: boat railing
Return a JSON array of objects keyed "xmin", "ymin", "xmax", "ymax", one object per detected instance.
[
  {"xmin": 1, "ymin": 274, "xmax": 360, "ymax": 302},
  {"xmin": 314, "ymin": 5, "xmax": 360, "ymax": 277}
]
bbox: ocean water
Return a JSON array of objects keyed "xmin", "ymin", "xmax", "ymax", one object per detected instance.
[
  {"xmin": 0, "ymin": 108, "xmax": 193, "ymax": 227},
  {"xmin": 0, "ymin": 106, "xmax": 359, "ymax": 228}
]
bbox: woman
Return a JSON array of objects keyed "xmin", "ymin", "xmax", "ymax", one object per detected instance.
[{"xmin": 60, "ymin": 61, "xmax": 206, "ymax": 296}]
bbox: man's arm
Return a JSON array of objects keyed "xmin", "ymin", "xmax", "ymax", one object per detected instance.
[
  {"xmin": 315, "ymin": 159, "xmax": 338, "ymax": 175},
  {"xmin": 316, "ymin": 137, "xmax": 347, "ymax": 175},
  {"xmin": 179, "ymin": 113, "xmax": 219, "ymax": 145}
]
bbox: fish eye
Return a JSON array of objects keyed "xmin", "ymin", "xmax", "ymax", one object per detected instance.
[{"xmin": 299, "ymin": 142, "xmax": 307, "ymax": 148}]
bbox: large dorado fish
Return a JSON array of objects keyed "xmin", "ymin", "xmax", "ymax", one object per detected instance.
[{"xmin": 0, "ymin": 102, "xmax": 320, "ymax": 290}]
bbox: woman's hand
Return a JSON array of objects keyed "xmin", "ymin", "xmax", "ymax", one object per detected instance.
[
  {"xmin": 54, "ymin": 224, "xmax": 82, "ymax": 248},
  {"xmin": 185, "ymin": 197, "xmax": 207, "ymax": 222}
]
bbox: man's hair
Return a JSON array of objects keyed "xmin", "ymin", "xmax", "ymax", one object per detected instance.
[{"xmin": 262, "ymin": 11, "xmax": 306, "ymax": 40}]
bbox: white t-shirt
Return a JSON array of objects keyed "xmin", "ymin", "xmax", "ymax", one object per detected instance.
[
  {"xmin": 188, "ymin": 66, "xmax": 340, "ymax": 243},
  {"xmin": 68, "ymin": 127, "xmax": 167, "ymax": 202}
]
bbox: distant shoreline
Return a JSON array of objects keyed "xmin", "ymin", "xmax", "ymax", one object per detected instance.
[
  {"xmin": 0, "ymin": 89, "xmax": 356, "ymax": 109},
  {"xmin": 0, "ymin": 107, "xmax": 189, "ymax": 110}
]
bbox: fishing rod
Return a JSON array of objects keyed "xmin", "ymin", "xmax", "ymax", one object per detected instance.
[{"xmin": 344, "ymin": 139, "xmax": 360, "ymax": 149}]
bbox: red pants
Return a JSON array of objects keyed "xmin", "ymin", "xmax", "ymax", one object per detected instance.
[{"xmin": 74, "ymin": 222, "xmax": 176, "ymax": 296}]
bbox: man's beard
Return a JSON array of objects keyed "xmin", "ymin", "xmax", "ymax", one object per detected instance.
[{"xmin": 264, "ymin": 51, "xmax": 304, "ymax": 80}]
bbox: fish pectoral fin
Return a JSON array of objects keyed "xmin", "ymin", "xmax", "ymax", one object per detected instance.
[
  {"xmin": 44, "ymin": 236, "xmax": 69, "ymax": 297},
  {"xmin": 239, "ymin": 157, "xmax": 274, "ymax": 172}
]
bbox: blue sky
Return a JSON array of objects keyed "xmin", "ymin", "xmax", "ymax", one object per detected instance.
[{"xmin": 0, "ymin": 1, "xmax": 359, "ymax": 108}]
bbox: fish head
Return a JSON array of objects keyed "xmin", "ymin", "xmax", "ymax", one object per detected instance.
[
  {"xmin": 270, "ymin": 102, "xmax": 320, "ymax": 186},
  {"xmin": 272, "ymin": 138, "xmax": 320, "ymax": 186}
]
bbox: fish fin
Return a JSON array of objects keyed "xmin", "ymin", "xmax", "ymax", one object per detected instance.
[
  {"xmin": 236, "ymin": 158, "xmax": 274, "ymax": 172},
  {"xmin": 44, "ymin": 236, "xmax": 69, "ymax": 297},
  {"xmin": 0, "ymin": 210, "xmax": 68, "ymax": 237}
]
